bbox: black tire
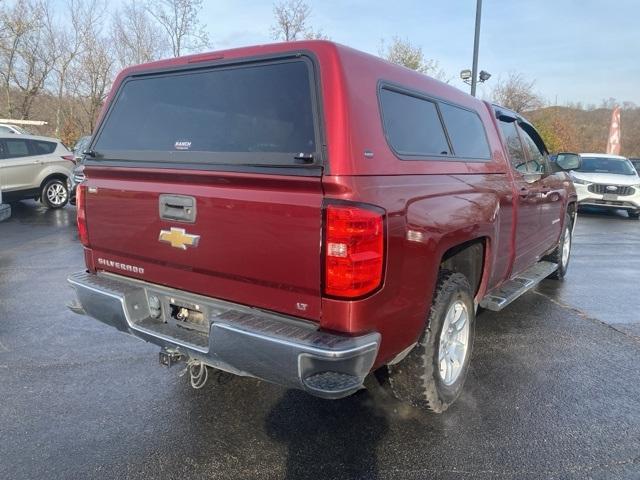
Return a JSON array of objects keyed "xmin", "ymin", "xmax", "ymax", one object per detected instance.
[
  {"xmin": 387, "ymin": 271, "xmax": 475, "ymax": 413},
  {"xmin": 628, "ymin": 211, "xmax": 640, "ymax": 219},
  {"xmin": 544, "ymin": 213, "xmax": 572, "ymax": 279},
  {"xmin": 41, "ymin": 178, "xmax": 69, "ymax": 209}
]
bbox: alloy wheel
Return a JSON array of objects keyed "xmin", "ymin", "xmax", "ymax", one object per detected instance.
[
  {"xmin": 46, "ymin": 182, "xmax": 68, "ymax": 206},
  {"xmin": 438, "ymin": 300, "xmax": 470, "ymax": 386},
  {"xmin": 561, "ymin": 227, "xmax": 571, "ymax": 268}
]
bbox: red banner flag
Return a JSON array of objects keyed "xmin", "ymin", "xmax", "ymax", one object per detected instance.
[{"xmin": 606, "ymin": 106, "xmax": 621, "ymax": 155}]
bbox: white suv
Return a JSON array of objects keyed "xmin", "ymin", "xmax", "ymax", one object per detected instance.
[
  {"xmin": 570, "ymin": 153, "xmax": 640, "ymax": 219},
  {"xmin": 0, "ymin": 134, "xmax": 75, "ymax": 209}
]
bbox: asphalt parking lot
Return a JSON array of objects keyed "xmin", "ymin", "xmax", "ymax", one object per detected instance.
[{"xmin": 1, "ymin": 202, "xmax": 639, "ymax": 480}]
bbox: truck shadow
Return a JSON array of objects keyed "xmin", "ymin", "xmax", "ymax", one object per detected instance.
[
  {"xmin": 264, "ymin": 389, "xmax": 389, "ymax": 480},
  {"xmin": 154, "ymin": 306, "xmax": 537, "ymax": 479}
]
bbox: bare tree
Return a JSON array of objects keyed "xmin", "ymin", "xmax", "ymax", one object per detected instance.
[
  {"xmin": 112, "ymin": 0, "xmax": 167, "ymax": 68},
  {"xmin": 599, "ymin": 97, "xmax": 618, "ymax": 110},
  {"xmin": 0, "ymin": 0, "xmax": 39, "ymax": 117},
  {"xmin": 73, "ymin": 0, "xmax": 114, "ymax": 132},
  {"xmin": 77, "ymin": 37, "xmax": 113, "ymax": 132},
  {"xmin": 11, "ymin": 0, "xmax": 57, "ymax": 119},
  {"xmin": 271, "ymin": 0, "xmax": 328, "ymax": 41},
  {"xmin": 303, "ymin": 28, "xmax": 329, "ymax": 40},
  {"xmin": 145, "ymin": 0, "xmax": 209, "ymax": 57},
  {"xmin": 45, "ymin": 0, "xmax": 84, "ymax": 136},
  {"xmin": 491, "ymin": 72, "xmax": 544, "ymax": 113},
  {"xmin": 271, "ymin": 0, "xmax": 310, "ymax": 41},
  {"xmin": 379, "ymin": 37, "xmax": 448, "ymax": 81}
]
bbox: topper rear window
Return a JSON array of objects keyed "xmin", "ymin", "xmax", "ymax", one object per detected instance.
[{"xmin": 92, "ymin": 58, "xmax": 319, "ymax": 167}]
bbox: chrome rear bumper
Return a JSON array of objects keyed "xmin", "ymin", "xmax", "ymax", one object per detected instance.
[{"xmin": 67, "ymin": 271, "xmax": 380, "ymax": 399}]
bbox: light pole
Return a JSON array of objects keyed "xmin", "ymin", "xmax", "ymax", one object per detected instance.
[
  {"xmin": 460, "ymin": 1, "xmax": 490, "ymax": 96},
  {"xmin": 470, "ymin": 0, "xmax": 482, "ymax": 97}
]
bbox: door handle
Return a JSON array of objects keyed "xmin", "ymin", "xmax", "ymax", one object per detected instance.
[
  {"xmin": 519, "ymin": 187, "xmax": 530, "ymax": 199},
  {"xmin": 159, "ymin": 194, "xmax": 196, "ymax": 223}
]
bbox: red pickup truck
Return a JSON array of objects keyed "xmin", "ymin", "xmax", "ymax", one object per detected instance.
[{"xmin": 68, "ymin": 41, "xmax": 579, "ymax": 413}]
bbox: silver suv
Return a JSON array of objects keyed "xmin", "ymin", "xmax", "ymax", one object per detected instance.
[{"xmin": 0, "ymin": 134, "xmax": 74, "ymax": 209}]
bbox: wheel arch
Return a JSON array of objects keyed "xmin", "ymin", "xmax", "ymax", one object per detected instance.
[
  {"xmin": 39, "ymin": 172, "xmax": 69, "ymax": 191},
  {"xmin": 439, "ymin": 237, "xmax": 489, "ymax": 300},
  {"xmin": 35, "ymin": 161, "xmax": 72, "ymax": 190}
]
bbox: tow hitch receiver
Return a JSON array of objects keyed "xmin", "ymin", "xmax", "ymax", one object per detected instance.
[
  {"xmin": 159, "ymin": 349, "xmax": 209, "ymax": 389},
  {"xmin": 159, "ymin": 348, "xmax": 184, "ymax": 368}
]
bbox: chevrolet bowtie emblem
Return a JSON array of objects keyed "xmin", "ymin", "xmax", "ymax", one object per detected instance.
[{"xmin": 158, "ymin": 227, "xmax": 200, "ymax": 250}]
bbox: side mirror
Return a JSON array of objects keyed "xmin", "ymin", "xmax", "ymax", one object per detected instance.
[{"xmin": 555, "ymin": 153, "xmax": 581, "ymax": 171}]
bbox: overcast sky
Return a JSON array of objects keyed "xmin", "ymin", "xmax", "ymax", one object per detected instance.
[{"xmin": 197, "ymin": 0, "xmax": 640, "ymax": 106}]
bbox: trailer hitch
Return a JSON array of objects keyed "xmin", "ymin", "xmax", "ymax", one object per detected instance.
[{"xmin": 159, "ymin": 348, "xmax": 184, "ymax": 368}]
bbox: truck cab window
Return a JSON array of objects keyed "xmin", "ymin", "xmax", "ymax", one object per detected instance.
[
  {"xmin": 519, "ymin": 127, "xmax": 546, "ymax": 173},
  {"xmin": 379, "ymin": 88, "xmax": 451, "ymax": 158},
  {"xmin": 498, "ymin": 120, "xmax": 527, "ymax": 173}
]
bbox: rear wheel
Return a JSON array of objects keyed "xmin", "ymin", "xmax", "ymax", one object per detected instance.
[
  {"xmin": 545, "ymin": 213, "xmax": 572, "ymax": 279},
  {"xmin": 41, "ymin": 179, "xmax": 69, "ymax": 209},
  {"xmin": 628, "ymin": 211, "xmax": 640, "ymax": 219},
  {"xmin": 387, "ymin": 271, "xmax": 475, "ymax": 413}
]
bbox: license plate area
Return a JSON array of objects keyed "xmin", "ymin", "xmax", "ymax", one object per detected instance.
[
  {"xmin": 603, "ymin": 193, "xmax": 619, "ymax": 201},
  {"xmin": 168, "ymin": 299, "xmax": 209, "ymax": 334},
  {"xmin": 143, "ymin": 289, "xmax": 213, "ymax": 337}
]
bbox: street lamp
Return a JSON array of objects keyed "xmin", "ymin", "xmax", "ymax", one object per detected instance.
[{"xmin": 460, "ymin": 68, "xmax": 491, "ymax": 87}]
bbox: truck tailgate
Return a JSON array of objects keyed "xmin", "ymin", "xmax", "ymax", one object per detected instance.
[{"xmin": 84, "ymin": 167, "xmax": 323, "ymax": 320}]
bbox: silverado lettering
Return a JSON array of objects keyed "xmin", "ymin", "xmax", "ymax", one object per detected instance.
[{"xmin": 97, "ymin": 258, "xmax": 145, "ymax": 274}]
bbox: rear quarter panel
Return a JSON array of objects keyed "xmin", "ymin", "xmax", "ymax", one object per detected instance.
[
  {"xmin": 35, "ymin": 158, "xmax": 73, "ymax": 187},
  {"xmin": 321, "ymin": 174, "xmax": 513, "ymax": 366}
]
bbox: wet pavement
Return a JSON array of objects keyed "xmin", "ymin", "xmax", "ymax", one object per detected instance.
[{"xmin": 1, "ymin": 201, "xmax": 639, "ymax": 479}]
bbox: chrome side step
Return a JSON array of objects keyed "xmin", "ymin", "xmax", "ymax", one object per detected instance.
[{"xmin": 479, "ymin": 261, "xmax": 557, "ymax": 311}]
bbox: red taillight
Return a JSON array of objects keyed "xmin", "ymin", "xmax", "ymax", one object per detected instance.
[
  {"xmin": 324, "ymin": 203, "xmax": 385, "ymax": 298},
  {"xmin": 76, "ymin": 184, "xmax": 89, "ymax": 247}
]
